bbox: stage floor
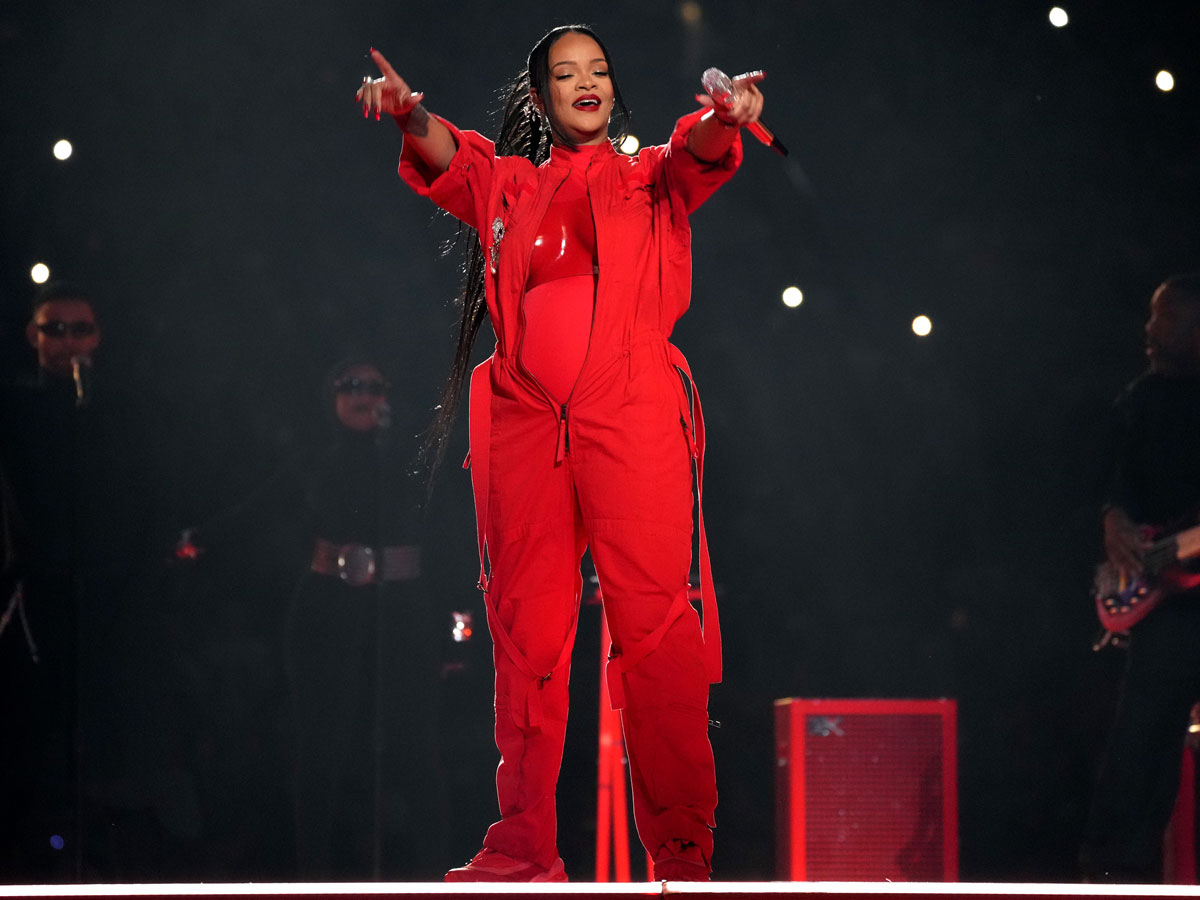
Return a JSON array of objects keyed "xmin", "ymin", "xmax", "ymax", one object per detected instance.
[{"xmin": 5, "ymin": 884, "xmax": 1200, "ymax": 900}]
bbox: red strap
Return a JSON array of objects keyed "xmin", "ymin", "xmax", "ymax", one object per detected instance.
[
  {"xmin": 668, "ymin": 345, "xmax": 722, "ymax": 686},
  {"xmin": 467, "ymin": 358, "xmax": 494, "ymax": 592},
  {"xmin": 605, "ymin": 591, "xmax": 692, "ymax": 710}
]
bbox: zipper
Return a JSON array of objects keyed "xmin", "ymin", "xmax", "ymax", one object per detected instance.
[
  {"xmin": 513, "ymin": 153, "xmax": 602, "ymax": 462},
  {"xmin": 556, "ymin": 404, "xmax": 569, "ymax": 464}
]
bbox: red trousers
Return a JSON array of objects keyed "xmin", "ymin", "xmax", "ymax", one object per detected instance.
[{"xmin": 471, "ymin": 342, "xmax": 718, "ymax": 871}]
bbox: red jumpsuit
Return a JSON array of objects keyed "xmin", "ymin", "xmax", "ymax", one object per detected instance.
[{"xmin": 399, "ymin": 109, "xmax": 741, "ymax": 874}]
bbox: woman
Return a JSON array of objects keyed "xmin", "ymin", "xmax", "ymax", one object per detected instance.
[
  {"xmin": 182, "ymin": 359, "xmax": 446, "ymax": 879},
  {"xmin": 357, "ymin": 26, "xmax": 765, "ymax": 882}
]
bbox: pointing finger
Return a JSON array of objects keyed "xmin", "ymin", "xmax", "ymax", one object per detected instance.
[
  {"xmin": 370, "ymin": 47, "xmax": 400, "ymax": 80},
  {"xmin": 732, "ymin": 70, "xmax": 767, "ymax": 86}
]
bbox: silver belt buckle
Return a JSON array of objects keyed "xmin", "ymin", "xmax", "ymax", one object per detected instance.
[{"xmin": 337, "ymin": 544, "xmax": 376, "ymax": 587}]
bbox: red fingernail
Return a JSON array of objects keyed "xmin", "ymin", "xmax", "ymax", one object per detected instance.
[
  {"xmin": 375, "ymin": 110, "xmax": 381, "ymax": 121},
  {"xmin": 369, "ymin": 47, "xmax": 376, "ymax": 54},
  {"xmin": 364, "ymin": 106, "xmax": 368, "ymax": 118}
]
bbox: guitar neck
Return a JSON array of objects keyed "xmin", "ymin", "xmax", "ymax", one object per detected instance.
[{"xmin": 1147, "ymin": 523, "xmax": 1200, "ymax": 573}]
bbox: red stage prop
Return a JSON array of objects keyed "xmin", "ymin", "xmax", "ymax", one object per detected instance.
[
  {"xmin": 1164, "ymin": 746, "xmax": 1198, "ymax": 884},
  {"xmin": 774, "ymin": 698, "xmax": 958, "ymax": 882},
  {"xmin": 595, "ymin": 610, "xmax": 654, "ymax": 881}
]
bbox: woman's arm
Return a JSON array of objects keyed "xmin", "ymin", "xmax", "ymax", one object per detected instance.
[
  {"xmin": 357, "ymin": 48, "xmax": 457, "ymax": 175},
  {"xmin": 686, "ymin": 70, "xmax": 766, "ymax": 162}
]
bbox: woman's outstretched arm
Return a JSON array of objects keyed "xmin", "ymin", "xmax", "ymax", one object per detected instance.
[{"xmin": 357, "ymin": 48, "xmax": 457, "ymax": 176}]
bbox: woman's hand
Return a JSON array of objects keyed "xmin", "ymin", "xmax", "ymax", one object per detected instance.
[
  {"xmin": 355, "ymin": 46, "xmax": 456, "ymax": 175},
  {"xmin": 356, "ymin": 48, "xmax": 424, "ymax": 121},
  {"xmin": 694, "ymin": 70, "xmax": 766, "ymax": 128},
  {"xmin": 687, "ymin": 70, "xmax": 767, "ymax": 162}
]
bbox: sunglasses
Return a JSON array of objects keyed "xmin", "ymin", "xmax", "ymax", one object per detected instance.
[
  {"xmin": 334, "ymin": 377, "xmax": 389, "ymax": 397},
  {"xmin": 36, "ymin": 320, "xmax": 97, "ymax": 338}
]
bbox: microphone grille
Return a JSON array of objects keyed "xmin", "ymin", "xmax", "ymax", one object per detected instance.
[{"xmin": 701, "ymin": 67, "xmax": 732, "ymax": 101}]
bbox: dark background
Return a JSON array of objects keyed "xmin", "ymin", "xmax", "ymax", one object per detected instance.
[{"xmin": 3, "ymin": 0, "xmax": 1199, "ymax": 884}]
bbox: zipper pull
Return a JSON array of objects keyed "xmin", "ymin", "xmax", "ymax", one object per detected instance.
[{"xmin": 555, "ymin": 404, "xmax": 569, "ymax": 464}]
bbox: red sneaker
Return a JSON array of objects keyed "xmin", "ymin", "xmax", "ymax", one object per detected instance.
[{"xmin": 444, "ymin": 848, "xmax": 568, "ymax": 882}]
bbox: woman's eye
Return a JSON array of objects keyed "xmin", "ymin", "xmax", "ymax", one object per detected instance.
[
  {"xmin": 594, "ymin": 70, "xmax": 609, "ymax": 78},
  {"xmin": 554, "ymin": 74, "xmax": 572, "ymax": 81}
]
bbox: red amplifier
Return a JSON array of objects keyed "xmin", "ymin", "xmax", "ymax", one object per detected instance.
[{"xmin": 774, "ymin": 697, "xmax": 958, "ymax": 881}]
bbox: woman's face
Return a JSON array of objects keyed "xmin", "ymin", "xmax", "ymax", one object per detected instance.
[
  {"xmin": 536, "ymin": 31, "xmax": 614, "ymax": 146},
  {"xmin": 333, "ymin": 363, "xmax": 389, "ymax": 432}
]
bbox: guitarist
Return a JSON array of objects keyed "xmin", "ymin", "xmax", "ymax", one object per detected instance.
[{"xmin": 1082, "ymin": 274, "xmax": 1200, "ymax": 882}]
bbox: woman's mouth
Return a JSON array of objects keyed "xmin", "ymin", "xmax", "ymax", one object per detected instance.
[{"xmin": 573, "ymin": 95, "xmax": 602, "ymax": 110}]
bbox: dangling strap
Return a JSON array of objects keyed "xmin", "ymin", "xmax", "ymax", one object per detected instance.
[
  {"xmin": 603, "ymin": 347, "xmax": 723, "ymax": 710},
  {"xmin": 605, "ymin": 591, "xmax": 692, "ymax": 709},
  {"xmin": 482, "ymin": 588, "xmax": 580, "ymax": 729},
  {"xmin": 669, "ymin": 344, "xmax": 722, "ymax": 687},
  {"xmin": 465, "ymin": 357, "xmax": 494, "ymax": 592}
]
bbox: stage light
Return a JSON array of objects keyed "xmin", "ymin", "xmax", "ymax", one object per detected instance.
[
  {"xmin": 619, "ymin": 133, "xmax": 640, "ymax": 155},
  {"xmin": 452, "ymin": 611, "xmax": 474, "ymax": 643},
  {"xmin": 1156, "ymin": 70, "xmax": 1175, "ymax": 92},
  {"xmin": 53, "ymin": 139, "xmax": 73, "ymax": 160},
  {"xmin": 1048, "ymin": 7, "xmax": 1069, "ymax": 27},
  {"xmin": 30, "ymin": 263, "xmax": 50, "ymax": 284},
  {"xmin": 912, "ymin": 315, "xmax": 932, "ymax": 336},
  {"xmin": 782, "ymin": 286, "xmax": 804, "ymax": 308},
  {"xmin": 678, "ymin": 1, "xmax": 703, "ymax": 25}
]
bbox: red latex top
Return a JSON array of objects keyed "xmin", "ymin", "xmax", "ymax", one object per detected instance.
[{"xmin": 526, "ymin": 143, "xmax": 598, "ymax": 290}]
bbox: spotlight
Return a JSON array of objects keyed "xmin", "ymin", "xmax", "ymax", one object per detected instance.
[
  {"xmin": 53, "ymin": 139, "xmax": 73, "ymax": 161},
  {"xmin": 1048, "ymin": 7, "xmax": 1068, "ymax": 27},
  {"xmin": 619, "ymin": 134, "xmax": 640, "ymax": 155},
  {"xmin": 452, "ymin": 611, "xmax": 474, "ymax": 643},
  {"xmin": 1156, "ymin": 70, "xmax": 1175, "ymax": 92},
  {"xmin": 30, "ymin": 263, "xmax": 50, "ymax": 284},
  {"xmin": 678, "ymin": 1, "xmax": 702, "ymax": 25},
  {"xmin": 912, "ymin": 315, "xmax": 932, "ymax": 337},
  {"xmin": 781, "ymin": 286, "xmax": 804, "ymax": 308}
]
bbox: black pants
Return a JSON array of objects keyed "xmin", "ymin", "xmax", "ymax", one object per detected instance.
[
  {"xmin": 1081, "ymin": 595, "xmax": 1200, "ymax": 882},
  {"xmin": 285, "ymin": 575, "xmax": 447, "ymax": 880},
  {"xmin": 0, "ymin": 572, "xmax": 79, "ymax": 883}
]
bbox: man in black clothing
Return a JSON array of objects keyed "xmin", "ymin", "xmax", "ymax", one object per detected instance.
[
  {"xmin": 1081, "ymin": 274, "xmax": 1200, "ymax": 882},
  {"xmin": 0, "ymin": 284, "xmax": 149, "ymax": 881}
]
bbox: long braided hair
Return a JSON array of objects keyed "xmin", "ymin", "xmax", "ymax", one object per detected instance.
[{"xmin": 420, "ymin": 25, "xmax": 632, "ymax": 482}]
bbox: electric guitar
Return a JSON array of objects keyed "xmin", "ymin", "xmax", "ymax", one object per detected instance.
[{"xmin": 1093, "ymin": 521, "xmax": 1200, "ymax": 631}]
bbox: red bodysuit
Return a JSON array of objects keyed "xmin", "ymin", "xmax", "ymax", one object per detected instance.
[{"xmin": 522, "ymin": 143, "xmax": 597, "ymax": 405}]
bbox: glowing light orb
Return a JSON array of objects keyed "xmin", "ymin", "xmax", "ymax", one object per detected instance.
[
  {"xmin": 619, "ymin": 134, "xmax": 640, "ymax": 155},
  {"xmin": 782, "ymin": 286, "xmax": 804, "ymax": 308},
  {"xmin": 30, "ymin": 263, "xmax": 50, "ymax": 284},
  {"xmin": 53, "ymin": 139, "xmax": 73, "ymax": 160},
  {"xmin": 1156, "ymin": 70, "xmax": 1175, "ymax": 92},
  {"xmin": 1048, "ymin": 7, "xmax": 1069, "ymax": 27},
  {"xmin": 912, "ymin": 315, "xmax": 932, "ymax": 337},
  {"xmin": 679, "ymin": 1, "xmax": 703, "ymax": 25}
]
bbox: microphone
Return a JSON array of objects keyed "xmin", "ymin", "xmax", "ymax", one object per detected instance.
[
  {"xmin": 701, "ymin": 67, "xmax": 787, "ymax": 157},
  {"xmin": 70, "ymin": 355, "xmax": 93, "ymax": 408}
]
